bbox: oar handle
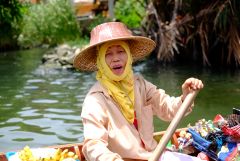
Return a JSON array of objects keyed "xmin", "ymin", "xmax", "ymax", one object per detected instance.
[{"xmin": 148, "ymin": 90, "xmax": 199, "ymax": 161}]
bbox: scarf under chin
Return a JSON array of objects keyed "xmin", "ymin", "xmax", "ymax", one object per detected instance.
[{"xmin": 96, "ymin": 41, "xmax": 135, "ymax": 124}]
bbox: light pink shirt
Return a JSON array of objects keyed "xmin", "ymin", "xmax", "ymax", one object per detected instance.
[{"xmin": 81, "ymin": 75, "xmax": 192, "ymax": 161}]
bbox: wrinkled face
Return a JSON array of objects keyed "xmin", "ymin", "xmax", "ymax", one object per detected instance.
[{"xmin": 105, "ymin": 45, "xmax": 128, "ymax": 75}]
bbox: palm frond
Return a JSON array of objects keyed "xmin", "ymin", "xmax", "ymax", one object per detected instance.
[
  {"xmin": 198, "ymin": 22, "xmax": 210, "ymax": 66},
  {"xmin": 227, "ymin": 25, "xmax": 240, "ymax": 65}
]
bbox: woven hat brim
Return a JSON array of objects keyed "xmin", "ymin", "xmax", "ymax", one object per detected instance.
[{"xmin": 73, "ymin": 36, "xmax": 156, "ymax": 71}]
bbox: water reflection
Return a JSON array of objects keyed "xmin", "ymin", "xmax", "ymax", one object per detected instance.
[
  {"xmin": 0, "ymin": 49, "xmax": 91, "ymax": 152},
  {"xmin": 32, "ymin": 99, "xmax": 59, "ymax": 104},
  {"xmin": 0, "ymin": 49, "xmax": 240, "ymax": 153}
]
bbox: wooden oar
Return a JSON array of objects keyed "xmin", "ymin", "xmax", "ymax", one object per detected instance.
[{"xmin": 148, "ymin": 90, "xmax": 199, "ymax": 161}]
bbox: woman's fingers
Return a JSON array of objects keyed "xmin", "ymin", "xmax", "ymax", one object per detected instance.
[
  {"xmin": 181, "ymin": 78, "xmax": 203, "ymax": 102},
  {"xmin": 184, "ymin": 78, "xmax": 203, "ymax": 90}
]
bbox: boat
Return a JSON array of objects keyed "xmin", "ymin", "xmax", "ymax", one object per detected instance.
[
  {"xmin": 1, "ymin": 109, "xmax": 239, "ymax": 161},
  {"xmin": 0, "ymin": 128, "xmax": 194, "ymax": 161},
  {"xmin": 73, "ymin": 0, "xmax": 109, "ymax": 20},
  {"xmin": 0, "ymin": 127, "xmax": 239, "ymax": 161}
]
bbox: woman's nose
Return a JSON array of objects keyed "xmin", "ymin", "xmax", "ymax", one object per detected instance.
[{"xmin": 112, "ymin": 53, "xmax": 120, "ymax": 61}]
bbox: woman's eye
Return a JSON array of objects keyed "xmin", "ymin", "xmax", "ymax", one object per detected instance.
[
  {"xmin": 106, "ymin": 53, "xmax": 111, "ymax": 56},
  {"xmin": 119, "ymin": 50, "xmax": 124, "ymax": 53}
]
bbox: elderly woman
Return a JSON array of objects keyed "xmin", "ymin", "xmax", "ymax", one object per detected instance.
[{"xmin": 73, "ymin": 22, "xmax": 204, "ymax": 161}]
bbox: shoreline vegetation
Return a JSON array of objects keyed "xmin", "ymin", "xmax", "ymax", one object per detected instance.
[{"xmin": 1, "ymin": 0, "xmax": 240, "ymax": 68}]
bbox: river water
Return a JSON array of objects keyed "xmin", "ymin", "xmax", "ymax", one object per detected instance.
[{"xmin": 0, "ymin": 49, "xmax": 240, "ymax": 152}]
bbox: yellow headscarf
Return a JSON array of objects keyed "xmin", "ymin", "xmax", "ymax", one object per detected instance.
[{"xmin": 96, "ymin": 40, "xmax": 135, "ymax": 124}]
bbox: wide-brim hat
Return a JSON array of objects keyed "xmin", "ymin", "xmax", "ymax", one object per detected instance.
[{"xmin": 73, "ymin": 22, "xmax": 156, "ymax": 71}]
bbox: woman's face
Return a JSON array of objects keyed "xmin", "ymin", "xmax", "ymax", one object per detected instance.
[{"xmin": 105, "ymin": 45, "xmax": 128, "ymax": 75}]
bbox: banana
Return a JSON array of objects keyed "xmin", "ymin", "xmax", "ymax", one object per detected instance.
[{"xmin": 18, "ymin": 146, "xmax": 78, "ymax": 161}]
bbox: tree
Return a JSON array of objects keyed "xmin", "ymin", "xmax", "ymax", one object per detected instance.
[
  {"xmin": 0, "ymin": 0, "xmax": 23, "ymax": 51},
  {"xmin": 142, "ymin": 0, "xmax": 240, "ymax": 67}
]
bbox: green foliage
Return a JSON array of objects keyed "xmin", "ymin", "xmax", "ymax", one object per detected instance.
[
  {"xmin": 114, "ymin": 0, "xmax": 147, "ymax": 28},
  {"xmin": 66, "ymin": 37, "xmax": 89, "ymax": 48},
  {"xmin": 18, "ymin": 0, "xmax": 81, "ymax": 48},
  {"xmin": 0, "ymin": 0, "xmax": 24, "ymax": 49}
]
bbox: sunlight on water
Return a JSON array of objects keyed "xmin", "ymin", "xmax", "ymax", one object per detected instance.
[{"xmin": 32, "ymin": 99, "xmax": 59, "ymax": 104}]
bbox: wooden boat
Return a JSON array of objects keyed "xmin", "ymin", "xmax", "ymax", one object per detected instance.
[
  {"xmin": 0, "ymin": 128, "xmax": 192, "ymax": 161},
  {"xmin": 74, "ymin": 0, "xmax": 108, "ymax": 20},
  {"xmin": 0, "ymin": 126, "xmax": 239, "ymax": 161}
]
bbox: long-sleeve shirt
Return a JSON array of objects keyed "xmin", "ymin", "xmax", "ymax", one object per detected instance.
[{"xmin": 81, "ymin": 75, "xmax": 192, "ymax": 161}]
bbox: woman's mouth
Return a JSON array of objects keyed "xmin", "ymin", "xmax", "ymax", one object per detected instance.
[{"xmin": 111, "ymin": 65, "xmax": 124, "ymax": 75}]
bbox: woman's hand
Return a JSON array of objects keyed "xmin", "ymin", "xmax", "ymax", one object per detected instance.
[{"xmin": 181, "ymin": 78, "xmax": 204, "ymax": 101}]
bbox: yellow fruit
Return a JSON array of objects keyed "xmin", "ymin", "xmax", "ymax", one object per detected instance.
[
  {"xmin": 60, "ymin": 149, "xmax": 69, "ymax": 158},
  {"xmin": 67, "ymin": 152, "xmax": 75, "ymax": 157},
  {"xmin": 74, "ymin": 155, "xmax": 78, "ymax": 159}
]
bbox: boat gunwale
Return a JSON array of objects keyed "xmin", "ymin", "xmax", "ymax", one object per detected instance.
[{"xmin": 0, "ymin": 128, "xmax": 191, "ymax": 161}]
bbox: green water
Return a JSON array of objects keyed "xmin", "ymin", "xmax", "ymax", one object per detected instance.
[{"xmin": 0, "ymin": 49, "xmax": 239, "ymax": 152}]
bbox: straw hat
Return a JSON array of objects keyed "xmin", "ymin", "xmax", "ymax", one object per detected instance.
[{"xmin": 73, "ymin": 22, "xmax": 156, "ymax": 71}]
